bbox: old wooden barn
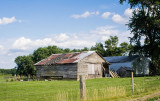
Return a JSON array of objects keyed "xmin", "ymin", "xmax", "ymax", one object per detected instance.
[{"xmin": 35, "ymin": 51, "xmax": 110, "ymax": 80}]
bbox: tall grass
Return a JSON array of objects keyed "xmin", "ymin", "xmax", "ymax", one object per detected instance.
[
  {"xmin": 1, "ymin": 76, "xmax": 160, "ymax": 101},
  {"xmin": 54, "ymin": 86, "xmax": 126, "ymax": 101},
  {"xmin": 87, "ymin": 86, "xmax": 126, "ymax": 100}
]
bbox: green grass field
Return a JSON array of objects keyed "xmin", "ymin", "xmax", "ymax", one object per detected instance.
[{"xmin": 1, "ymin": 74, "xmax": 160, "ymax": 101}]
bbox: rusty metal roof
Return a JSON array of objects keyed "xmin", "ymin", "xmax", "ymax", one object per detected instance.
[{"xmin": 34, "ymin": 51, "xmax": 95, "ymax": 66}]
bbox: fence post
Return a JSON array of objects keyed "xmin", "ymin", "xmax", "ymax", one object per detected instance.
[
  {"xmin": 131, "ymin": 71, "xmax": 134, "ymax": 93},
  {"xmin": 80, "ymin": 75, "xmax": 86, "ymax": 99},
  {"xmin": 14, "ymin": 74, "xmax": 17, "ymax": 81}
]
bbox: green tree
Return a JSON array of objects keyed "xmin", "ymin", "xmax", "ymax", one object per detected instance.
[
  {"xmin": 90, "ymin": 42, "xmax": 105, "ymax": 56},
  {"xmin": 47, "ymin": 45, "xmax": 63, "ymax": 55},
  {"xmin": 105, "ymin": 36, "xmax": 121, "ymax": 56},
  {"xmin": 15, "ymin": 55, "xmax": 36, "ymax": 76},
  {"xmin": 81, "ymin": 47, "xmax": 89, "ymax": 51},
  {"xmin": 120, "ymin": 42, "xmax": 131, "ymax": 55},
  {"xmin": 33, "ymin": 47, "xmax": 49, "ymax": 63},
  {"xmin": 71, "ymin": 49, "xmax": 81, "ymax": 52},
  {"xmin": 120, "ymin": 0, "xmax": 160, "ymax": 74},
  {"xmin": 63, "ymin": 48, "xmax": 71, "ymax": 53},
  {"xmin": 105, "ymin": 36, "xmax": 118, "ymax": 49}
]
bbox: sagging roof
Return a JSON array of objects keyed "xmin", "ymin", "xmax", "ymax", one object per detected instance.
[
  {"xmin": 35, "ymin": 51, "xmax": 103, "ymax": 66},
  {"xmin": 104, "ymin": 55, "xmax": 139, "ymax": 63}
]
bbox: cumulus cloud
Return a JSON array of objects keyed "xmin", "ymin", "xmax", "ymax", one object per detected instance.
[
  {"xmin": 71, "ymin": 11, "xmax": 99, "ymax": 19},
  {"xmin": 12, "ymin": 37, "xmax": 56, "ymax": 50},
  {"xmin": 11, "ymin": 33, "xmax": 96, "ymax": 51},
  {"xmin": 12, "ymin": 37, "xmax": 32, "ymax": 50},
  {"xmin": 54, "ymin": 33, "xmax": 69, "ymax": 42},
  {"xmin": 89, "ymin": 25, "xmax": 131, "ymax": 43},
  {"xmin": 90, "ymin": 26, "xmax": 119, "ymax": 35},
  {"xmin": 101, "ymin": 36, "xmax": 109, "ymax": 41},
  {"xmin": 124, "ymin": 8, "xmax": 134, "ymax": 17},
  {"xmin": 101, "ymin": 12, "xmax": 111, "ymax": 19},
  {"xmin": 112, "ymin": 14, "xmax": 128, "ymax": 25},
  {"xmin": 118, "ymin": 30, "xmax": 132, "ymax": 43},
  {"xmin": 112, "ymin": 8, "xmax": 134, "ymax": 25},
  {"xmin": 0, "ymin": 16, "xmax": 18, "ymax": 25},
  {"xmin": 0, "ymin": 45, "xmax": 3, "ymax": 50},
  {"xmin": 0, "ymin": 45, "xmax": 8, "ymax": 55}
]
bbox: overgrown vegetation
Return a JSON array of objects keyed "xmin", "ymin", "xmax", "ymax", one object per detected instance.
[{"xmin": 0, "ymin": 75, "xmax": 160, "ymax": 101}]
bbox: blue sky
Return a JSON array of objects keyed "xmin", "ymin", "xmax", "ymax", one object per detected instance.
[{"xmin": 0, "ymin": 0, "xmax": 134, "ymax": 69}]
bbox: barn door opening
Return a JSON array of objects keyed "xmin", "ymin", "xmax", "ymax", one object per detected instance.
[
  {"xmin": 88, "ymin": 64, "xmax": 95, "ymax": 74},
  {"xmin": 103, "ymin": 62, "xmax": 109, "ymax": 77}
]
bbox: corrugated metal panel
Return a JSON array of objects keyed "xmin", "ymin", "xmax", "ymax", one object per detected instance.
[
  {"xmin": 104, "ymin": 55, "xmax": 138, "ymax": 63},
  {"xmin": 110, "ymin": 62, "xmax": 132, "ymax": 72},
  {"xmin": 35, "ymin": 51, "xmax": 95, "ymax": 66},
  {"xmin": 73, "ymin": 51, "xmax": 95, "ymax": 63},
  {"xmin": 34, "ymin": 54, "xmax": 59, "ymax": 65}
]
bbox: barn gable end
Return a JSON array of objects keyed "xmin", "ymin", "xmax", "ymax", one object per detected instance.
[{"xmin": 77, "ymin": 52, "xmax": 107, "ymax": 80}]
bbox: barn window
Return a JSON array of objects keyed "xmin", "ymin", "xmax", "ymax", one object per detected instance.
[{"xmin": 88, "ymin": 64, "xmax": 95, "ymax": 74}]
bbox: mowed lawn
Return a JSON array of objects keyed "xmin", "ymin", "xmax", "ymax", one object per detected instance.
[{"xmin": 1, "ymin": 75, "xmax": 160, "ymax": 101}]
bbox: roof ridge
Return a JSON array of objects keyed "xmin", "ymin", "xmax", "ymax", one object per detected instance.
[{"xmin": 34, "ymin": 51, "xmax": 96, "ymax": 66}]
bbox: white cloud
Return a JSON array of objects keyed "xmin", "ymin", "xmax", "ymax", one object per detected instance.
[
  {"xmin": 124, "ymin": 8, "xmax": 134, "ymax": 17},
  {"xmin": 101, "ymin": 12, "xmax": 111, "ymax": 19},
  {"xmin": 12, "ymin": 37, "xmax": 56, "ymax": 50},
  {"xmin": 11, "ymin": 33, "xmax": 96, "ymax": 50},
  {"xmin": 118, "ymin": 30, "xmax": 132, "ymax": 43},
  {"xmin": 101, "ymin": 36, "xmax": 109, "ymax": 41},
  {"xmin": 0, "ymin": 45, "xmax": 8, "ymax": 55},
  {"xmin": 71, "ymin": 11, "xmax": 99, "ymax": 19},
  {"xmin": 112, "ymin": 8, "xmax": 134, "ymax": 25},
  {"xmin": 90, "ymin": 26, "xmax": 119, "ymax": 35},
  {"xmin": 112, "ymin": 14, "xmax": 128, "ymax": 25},
  {"xmin": 90, "ymin": 25, "xmax": 131, "ymax": 43},
  {"xmin": 0, "ymin": 45, "xmax": 3, "ymax": 50},
  {"xmin": 12, "ymin": 37, "xmax": 32, "ymax": 50},
  {"xmin": 0, "ymin": 16, "xmax": 17, "ymax": 25},
  {"xmin": 54, "ymin": 33, "xmax": 69, "ymax": 42},
  {"xmin": 56, "ymin": 40, "xmax": 95, "ymax": 49}
]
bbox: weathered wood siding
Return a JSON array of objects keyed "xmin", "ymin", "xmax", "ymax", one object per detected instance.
[
  {"xmin": 36, "ymin": 63, "xmax": 77, "ymax": 79},
  {"xmin": 77, "ymin": 52, "xmax": 105, "ymax": 80}
]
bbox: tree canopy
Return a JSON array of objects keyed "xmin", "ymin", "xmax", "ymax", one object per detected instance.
[
  {"xmin": 15, "ymin": 55, "xmax": 35, "ymax": 76},
  {"xmin": 120, "ymin": 0, "xmax": 160, "ymax": 74}
]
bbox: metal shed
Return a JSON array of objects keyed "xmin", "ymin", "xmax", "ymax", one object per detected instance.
[{"xmin": 104, "ymin": 56, "xmax": 150, "ymax": 76}]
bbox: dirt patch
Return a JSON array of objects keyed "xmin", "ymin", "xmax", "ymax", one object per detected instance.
[{"xmin": 128, "ymin": 92, "xmax": 160, "ymax": 101}]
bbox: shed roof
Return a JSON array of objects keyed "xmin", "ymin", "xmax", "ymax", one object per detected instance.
[
  {"xmin": 104, "ymin": 55, "xmax": 138, "ymax": 63},
  {"xmin": 35, "ymin": 51, "xmax": 107, "ymax": 66}
]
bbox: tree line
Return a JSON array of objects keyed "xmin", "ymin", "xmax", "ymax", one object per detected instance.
[
  {"xmin": 0, "ymin": 68, "xmax": 16, "ymax": 76},
  {"xmin": 15, "ymin": 36, "xmax": 130, "ymax": 76}
]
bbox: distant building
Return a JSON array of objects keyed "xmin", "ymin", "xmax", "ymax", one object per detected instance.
[
  {"xmin": 104, "ymin": 56, "xmax": 150, "ymax": 76},
  {"xmin": 35, "ymin": 51, "xmax": 110, "ymax": 80}
]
